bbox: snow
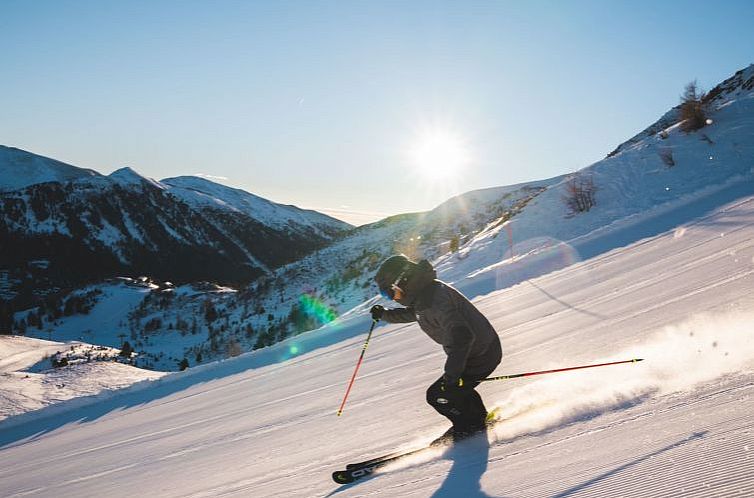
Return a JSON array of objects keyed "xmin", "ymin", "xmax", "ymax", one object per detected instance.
[
  {"xmin": 21, "ymin": 280, "xmax": 219, "ymax": 371},
  {"xmin": 432, "ymin": 83, "xmax": 754, "ymax": 297},
  {"xmin": 0, "ymin": 145, "xmax": 101, "ymax": 192},
  {"xmin": 0, "ymin": 336, "xmax": 164, "ymax": 421},
  {"xmin": 161, "ymin": 175, "xmax": 350, "ymax": 234},
  {"xmin": 1, "ymin": 185, "xmax": 753, "ymax": 497},
  {"xmin": 1, "ymin": 65, "xmax": 753, "ymax": 496},
  {"xmin": 108, "ymin": 167, "xmax": 166, "ymax": 191}
]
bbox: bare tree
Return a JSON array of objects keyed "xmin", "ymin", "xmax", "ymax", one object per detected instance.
[
  {"xmin": 227, "ymin": 338, "xmax": 243, "ymax": 358},
  {"xmin": 679, "ymin": 80, "xmax": 708, "ymax": 133},
  {"xmin": 562, "ymin": 173, "xmax": 597, "ymax": 216},
  {"xmin": 449, "ymin": 235, "xmax": 460, "ymax": 253},
  {"xmin": 658, "ymin": 147, "xmax": 675, "ymax": 167}
]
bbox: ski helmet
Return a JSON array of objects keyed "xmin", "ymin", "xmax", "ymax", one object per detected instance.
[
  {"xmin": 375, "ymin": 255, "xmax": 437, "ymax": 305},
  {"xmin": 375, "ymin": 254, "xmax": 411, "ymax": 300}
]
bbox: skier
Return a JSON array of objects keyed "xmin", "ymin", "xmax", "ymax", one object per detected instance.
[{"xmin": 371, "ymin": 254, "xmax": 502, "ymax": 445}]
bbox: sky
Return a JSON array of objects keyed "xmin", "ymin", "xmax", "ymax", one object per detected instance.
[{"xmin": 1, "ymin": 0, "xmax": 753, "ymax": 226}]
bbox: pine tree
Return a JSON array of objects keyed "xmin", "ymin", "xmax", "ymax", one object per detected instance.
[
  {"xmin": 120, "ymin": 341, "xmax": 134, "ymax": 357},
  {"xmin": 679, "ymin": 80, "xmax": 708, "ymax": 132}
]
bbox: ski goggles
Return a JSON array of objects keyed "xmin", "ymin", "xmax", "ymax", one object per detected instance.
[{"xmin": 379, "ymin": 271, "xmax": 407, "ymax": 300}]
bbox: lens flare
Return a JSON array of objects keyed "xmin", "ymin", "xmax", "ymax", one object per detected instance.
[{"xmin": 299, "ymin": 293, "xmax": 338, "ymax": 324}]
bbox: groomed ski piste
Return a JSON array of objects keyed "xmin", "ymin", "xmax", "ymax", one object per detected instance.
[{"xmin": 2, "ymin": 177, "xmax": 754, "ymax": 497}]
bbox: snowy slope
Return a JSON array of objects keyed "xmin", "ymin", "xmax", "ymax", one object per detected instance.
[
  {"xmin": 9, "ymin": 179, "xmax": 553, "ymax": 373},
  {"xmin": 0, "ymin": 145, "xmax": 101, "ymax": 192},
  {"xmin": 161, "ymin": 175, "xmax": 348, "ymax": 236},
  {"xmin": 433, "ymin": 64, "xmax": 754, "ymax": 297},
  {"xmin": 21, "ymin": 278, "xmax": 240, "ymax": 371},
  {"xmin": 108, "ymin": 166, "xmax": 167, "ymax": 191},
  {"xmin": 0, "ymin": 335, "xmax": 164, "ymax": 421},
  {"xmin": 1, "ymin": 181, "xmax": 753, "ymax": 496}
]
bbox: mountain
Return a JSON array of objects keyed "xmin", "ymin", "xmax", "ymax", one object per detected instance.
[
  {"xmin": 431, "ymin": 64, "xmax": 754, "ymax": 296},
  {"xmin": 161, "ymin": 176, "xmax": 344, "ymax": 238},
  {"xmin": 0, "ymin": 147, "xmax": 351, "ymax": 308},
  {"xmin": 180, "ymin": 65, "xmax": 754, "ymax": 362},
  {"xmin": 0, "ymin": 146, "xmax": 101, "ymax": 192},
  {"xmin": 1, "ymin": 65, "xmax": 754, "ymax": 496},
  {"xmin": 8, "ymin": 64, "xmax": 754, "ymax": 372},
  {"xmin": 10, "ymin": 180, "xmax": 554, "ymax": 369},
  {"xmin": 1, "ymin": 156, "xmax": 753, "ymax": 497}
]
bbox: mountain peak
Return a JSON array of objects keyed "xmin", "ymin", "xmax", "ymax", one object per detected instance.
[
  {"xmin": 109, "ymin": 167, "xmax": 165, "ymax": 190},
  {"xmin": 0, "ymin": 145, "xmax": 101, "ymax": 192},
  {"xmin": 161, "ymin": 175, "xmax": 351, "ymax": 232},
  {"xmin": 705, "ymin": 63, "xmax": 754, "ymax": 104}
]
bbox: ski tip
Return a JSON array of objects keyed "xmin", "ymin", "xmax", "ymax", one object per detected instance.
[{"xmin": 332, "ymin": 471, "xmax": 354, "ymax": 484}]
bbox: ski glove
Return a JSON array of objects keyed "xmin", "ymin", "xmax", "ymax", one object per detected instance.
[{"xmin": 370, "ymin": 305, "xmax": 385, "ymax": 321}]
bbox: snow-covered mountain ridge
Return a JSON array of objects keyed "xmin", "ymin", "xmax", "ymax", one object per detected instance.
[
  {"xmin": 607, "ymin": 64, "xmax": 754, "ymax": 157},
  {"xmin": 0, "ymin": 148, "xmax": 351, "ymax": 308},
  {"xmin": 0, "ymin": 146, "xmax": 101, "ymax": 192},
  {"xmin": 161, "ymin": 175, "xmax": 342, "ymax": 237}
]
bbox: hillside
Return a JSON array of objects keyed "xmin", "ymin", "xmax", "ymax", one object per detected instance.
[
  {"xmin": 0, "ymin": 146, "xmax": 101, "ymax": 192},
  {"xmin": 16, "ymin": 180, "xmax": 555, "ymax": 369},
  {"xmin": 0, "ymin": 148, "xmax": 351, "ymax": 309},
  {"xmin": 1, "ymin": 169, "xmax": 752, "ymax": 497},
  {"xmin": 12, "ymin": 65, "xmax": 752, "ymax": 372},
  {"xmin": 0, "ymin": 335, "xmax": 164, "ymax": 421}
]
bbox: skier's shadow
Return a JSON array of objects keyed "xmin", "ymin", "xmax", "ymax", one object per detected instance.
[{"xmin": 430, "ymin": 435, "xmax": 503, "ymax": 498}]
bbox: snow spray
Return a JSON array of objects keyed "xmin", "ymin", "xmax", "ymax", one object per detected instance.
[{"xmin": 487, "ymin": 310, "xmax": 754, "ymax": 441}]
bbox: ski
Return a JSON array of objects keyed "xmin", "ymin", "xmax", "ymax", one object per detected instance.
[
  {"xmin": 345, "ymin": 450, "xmax": 404, "ymax": 470},
  {"xmin": 333, "ymin": 425, "xmax": 497, "ymax": 484},
  {"xmin": 332, "ymin": 445, "xmax": 432, "ymax": 484},
  {"xmin": 334, "ymin": 410, "xmax": 504, "ymax": 484}
]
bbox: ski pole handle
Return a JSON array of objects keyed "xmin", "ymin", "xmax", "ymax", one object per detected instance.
[
  {"xmin": 482, "ymin": 358, "xmax": 644, "ymax": 382},
  {"xmin": 337, "ymin": 319, "xmax": 378, "ymax": 417}
]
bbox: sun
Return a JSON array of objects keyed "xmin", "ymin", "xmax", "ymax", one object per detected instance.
[{"xmin": 408, "ymin": 128, "xmax": 471, "ymax": 180}]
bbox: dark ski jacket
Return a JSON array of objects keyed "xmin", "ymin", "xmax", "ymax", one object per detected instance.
[{"xmin": 381, "ymin": 280, "xmax": 501, "ymax": 380}]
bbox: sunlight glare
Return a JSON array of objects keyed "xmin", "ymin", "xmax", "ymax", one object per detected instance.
[{"xmin": 409, "ymin": 128, "xmax": 471, "ymax": 180}]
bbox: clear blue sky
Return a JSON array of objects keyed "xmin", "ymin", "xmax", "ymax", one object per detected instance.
[{"xmin": 1, "ymin": 1, "xmax": 752, "ymax": 225}]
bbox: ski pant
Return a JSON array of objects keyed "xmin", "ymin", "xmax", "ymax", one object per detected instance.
[{"xmin": 426, "ymin": 338, "xmax": 502, "ymax": 431}]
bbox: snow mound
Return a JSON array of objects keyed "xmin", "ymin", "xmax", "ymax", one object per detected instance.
[{"xmin": 0, "ymin": 336, "xmax": 164, "ymax": 421}]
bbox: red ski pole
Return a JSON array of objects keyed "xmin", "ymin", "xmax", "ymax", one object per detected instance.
[
  {"xmin": 337, "ymin": 319, "xmax": 378, "ymax": 417},
  {"xmin": 481, "ymin": 358, "xmax": 643, "ymax": 382}
]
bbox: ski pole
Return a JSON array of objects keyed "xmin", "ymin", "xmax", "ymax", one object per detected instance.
[
  {"xmin": 337, "ymin": 319, "xmax": 378, "ymax": 417},
  {"xmin": 481, "ymin": 358, "xmax": 644, "ymax": 382}
]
